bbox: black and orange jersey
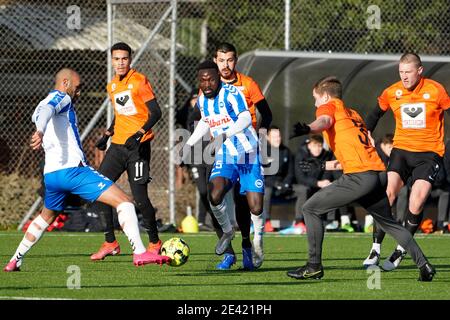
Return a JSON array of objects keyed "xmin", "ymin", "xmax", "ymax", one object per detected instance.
[
  {"xmin": 107, "ymin": 69, "xmax": 156, "ymax": 144},
  {"xmin": 378, "ymin": 77, "xmax": 450, "ymax": 156},
  {"xmin": 316, "ymin": 99, "xmax": 386, "ymax": 174},
  {"xmin": 226, "ymin": 72, "xmax": 265, "ymax": 129}
]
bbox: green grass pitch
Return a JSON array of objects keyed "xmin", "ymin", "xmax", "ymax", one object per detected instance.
[{"xmin": 0, "ymin": 231, "xmax": 449, "ymax": 300}]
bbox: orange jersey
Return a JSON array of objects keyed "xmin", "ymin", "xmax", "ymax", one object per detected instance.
[
  {"xmin": 317, "ymin": 99, "xmax": 386, "ymax": 174},
  {"xmin": 228, "ymin": 72, "xmax": 265, "ymax": 129},
  {"xmin": 378, "ymin": 77, "xmax": 450, "ymax": 156},
  {"xmin": 107, "ymin": 69, "xmax": 156, "ymax": 144}
]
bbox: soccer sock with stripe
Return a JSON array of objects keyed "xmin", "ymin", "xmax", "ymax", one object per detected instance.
[
  {"xmin": 11, "ymin": 214, "xmax": 49, "ymax": 266},
  {"xmin": 223, "ymin": 191, "xmax": 236, "ymax": 227},
  {"xmin": 397, "ymin": 209, "xmax": 424, "ymax": 252},
  {"xmin": 405, "ymin": 209, "xmax": 424, "ymax": 235},
  {"xmin": 117, "ymin": 202, "xmax": 146, "ymax": 255},
  {"xmin": 210, "ymin": 200, "xmax": 233, "ymax": 234},
  {"xmin": 251, "ymin": 212, "xmax": 264, "ymax": 244}
]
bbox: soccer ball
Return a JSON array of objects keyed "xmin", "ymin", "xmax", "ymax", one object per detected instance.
[{"xmin": 161, "ymin": 237, "xmax": 190, "ymax": 267}]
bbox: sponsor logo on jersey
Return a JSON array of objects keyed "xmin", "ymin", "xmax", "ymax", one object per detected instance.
[
  {"xmin": 116, "ymin": 95, "xmax": 130, "ymax": 106},
  {"xmin": 205, "ymin": 116, "xmax": 232, "ymax": 128},
  {"xmin": 401, "ymin": 103, "xmax": 426, "ymax": 128},
  {"xmin": 403, "ymin": 106, "xmax": 423, "ymax": 118}
]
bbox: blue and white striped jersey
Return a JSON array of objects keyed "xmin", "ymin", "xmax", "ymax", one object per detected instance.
[
  {"xmin": 32, "ymin": 90, "xmax": 87, "ymax": 174},
  {"xmin": 197, "ymin": 83, "xmax": 259, "ymax": 163}
]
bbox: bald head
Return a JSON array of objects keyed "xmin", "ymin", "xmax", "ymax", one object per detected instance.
[{"xmin": 55, "ymin": 68, "xmax": 81, "ymax": 102}]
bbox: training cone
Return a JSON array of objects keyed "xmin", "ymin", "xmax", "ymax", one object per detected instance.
[{"xmin": 181, "ymin": 206, "xmax": 199, "ymax": 233}]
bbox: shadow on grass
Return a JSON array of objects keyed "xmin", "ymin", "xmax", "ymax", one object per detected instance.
[{"xmin": 0, "ymin": 279, "xmax": 332, "ymax": 291}]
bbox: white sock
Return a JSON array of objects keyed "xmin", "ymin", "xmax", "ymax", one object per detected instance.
[
  {"xmin": 117, "ymin": 202, "xmax": 146, "ymax": 255},
  {"xmin": 223, "ymin": 191, "xmax": 236, "ymax": 226},
  {"xmin": 396, "ymin": 244, "xmax": 406, "ymax": 253},
  {"xmin": 12, "ymin": 215, "xmax": 49, "ymax": 266},
  {"xmin": 341, "ymin": 215, "xmax": 351, "ymax": 226},
  {"xmin": 371, "ymin": 243, "xmax": 381, "ymax": 254},
  {"xmin": 210, "ymin": 200, "xmax": 233, "ymax": 233},
  {"xmin": 365, "ymin": 214, "xmax": 374, "ymax": 227},
  {"xmin": 251, "ymin": 212, "xmax": 264, "ymax": 242}
]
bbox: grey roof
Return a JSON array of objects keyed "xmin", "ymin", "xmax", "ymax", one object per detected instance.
[
  {"xmin": 0, "ymin": 3, "xmax": 181, "ymax": 51},
  {"xmin": 237, "ymin": 50, "xmax": 450, "ymax": 142}
]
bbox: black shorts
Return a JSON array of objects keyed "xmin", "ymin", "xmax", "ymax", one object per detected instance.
[
  {"xmin": 97, "ymin": 140, "xmax": 151, "ymax": 185},
  {"xmin": 387, "ymin": 148, "xmax": 442, "ymax": 185}
]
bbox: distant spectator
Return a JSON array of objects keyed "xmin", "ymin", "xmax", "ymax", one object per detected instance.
[
  {"xmin": 281, "ymin": 134, "xmax": 334, "ymax": 234},
  {"xmin": 262, "ymin": 126, "xmax": 294, "ymax": 232}
]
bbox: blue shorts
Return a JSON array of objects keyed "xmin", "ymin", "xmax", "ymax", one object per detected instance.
[
  {"xmin": 209, "ymin": 160, "xmax": 264, "ymax": 195},
  {"xmin": 44, "ymin": 166, "xmax": 113, "ymax": 211}
]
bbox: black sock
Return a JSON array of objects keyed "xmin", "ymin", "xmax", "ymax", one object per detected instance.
[
  {"xmin": 100, "ymin": 206, "xmax": 116, "ymax": 243},
  {"xmin": 307, "ymin": 262, "xmax": 322, "ymax": 269},
  {"xmin": 405, "ymin": 209, "xmax": 424, "ymax": 235},
  {"xmin": 143, "ymin": 212, "xmax": 159, "ymax": 244},
  {"xmin": 242, "ymin": 236, "xmax": 252, "ymax": 249},
  {"xmin": 372, "ymin": 222, "xmax": 386, "ymax": 244}
]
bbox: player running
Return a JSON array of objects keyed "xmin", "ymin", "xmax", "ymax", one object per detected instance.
[
  {"xmin": 286, "ymin": 76, "xmax": 435, "ymax": 281},
  {"xmin": 213, "ymin": 42, "xmax": 272, "ymax": 270},
  {"xmin": 179, "ymin": 60, "xmax": 264, "ymax": 269}
]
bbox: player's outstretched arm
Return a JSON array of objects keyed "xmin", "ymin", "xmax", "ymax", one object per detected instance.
[
  {"xmin": 290, "ymin": 115, "xmax": 333, "ymax": 139},
  {"xmin": 309, "ymin": 115, "xmax": 333, "ymax": 133}
]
